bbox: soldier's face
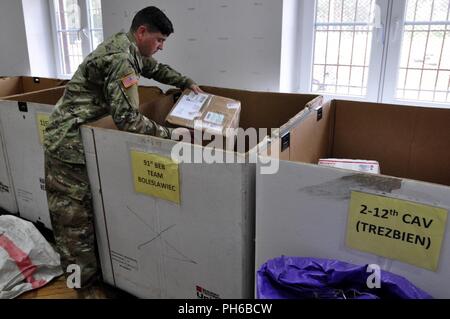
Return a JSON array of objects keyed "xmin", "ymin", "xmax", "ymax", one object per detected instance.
[{"xmin": 136, "ymin": 26, "xmax": 167, "ymax": 57}]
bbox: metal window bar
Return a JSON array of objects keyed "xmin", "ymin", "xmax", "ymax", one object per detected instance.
[
  {"xmin": 334, "ymin": 0, "xmax": 345, "ymax": 94},
  {"xmin": 361, "ymin": 1, "xmax": 374, "ymax": 96},
  {"xmin": 433, "ymin": 2, "xmax": 450, "ymax": 100},
  {"xmin": 401, "ymin": 0, "xmax": 419, "ymax": 100},
  {"xmin": 319, "ymin": 0, "xmax": 331, "ymax": 93},
  {"xmin": 348, "ymin": 0, "xmax": 360, "ymax": 95},
  {"xmin": 416, "ymin": 0, "xmax": 435, "ymax": 101}
]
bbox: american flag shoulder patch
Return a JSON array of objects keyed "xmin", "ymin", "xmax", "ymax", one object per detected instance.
[{"xmin": 121, "ymin": 73, "xmax": 139, "ymax": 89}]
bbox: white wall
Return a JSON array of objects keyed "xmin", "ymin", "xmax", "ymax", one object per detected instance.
[
  {"xmin": 0, "ymin": 0, "xmax": 30, "ymax": 76},
  {"xmin": 22, "ymin": 0, "xmax": 57, "ymax": 77},
  {"xmin": 101, "ymin": 0, "xmax": 284, "ymax": 92},
  {"xmin": 280, "ymin": 0, "xmax": 299, "ymax": 93}
]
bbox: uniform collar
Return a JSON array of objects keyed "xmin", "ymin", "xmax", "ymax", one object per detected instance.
[{"xmin": 126, "ymin": 31, "xmax": 144, "ymax": 73}]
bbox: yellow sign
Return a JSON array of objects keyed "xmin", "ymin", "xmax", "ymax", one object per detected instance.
[
  {"xmin": 36, "ymin": 113, "xmax": 50, "ymax": 144},
  {"xmin": 130, "ymin": 151, "xmax": 180, "ymax": 204},
  {"xmin": 346, "ymin": 191, "xmax": 448, "ymax": 271}
]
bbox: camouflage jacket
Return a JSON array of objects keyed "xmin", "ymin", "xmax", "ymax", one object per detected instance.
[{"xmin": 44, "ymin": 32, "xmax": 195, "ymax": 164}]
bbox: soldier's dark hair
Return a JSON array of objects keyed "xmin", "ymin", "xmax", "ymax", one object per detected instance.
[{"xmin": 131, "ymin": 6, "xmax": 174, "ymax": 36}]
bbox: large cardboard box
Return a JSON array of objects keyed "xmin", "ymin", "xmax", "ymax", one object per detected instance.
[
  {"xmin": 0, "ymin": 76, "xmax": 67, "ymax": 215},
  {"xmin": 81, "ymin": 87, "xmax": 322, "ymax": 298},
  {"xmin": 256, "ymin": 100, "xmax": 450, "ymax": 298},
  {"xmin": 0, "ymin": 85, "xmax": 167, "ymax": 229}
]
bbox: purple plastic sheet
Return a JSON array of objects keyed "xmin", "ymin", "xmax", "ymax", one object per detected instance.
[{"xmin": 257, "ymin": 256, "xmax": 432, "ymax": 299}]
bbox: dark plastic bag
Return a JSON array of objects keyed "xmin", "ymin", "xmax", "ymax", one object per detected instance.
[{"xmin": 257, "ymin": 256, "xmax": 432, "ymax": 299}]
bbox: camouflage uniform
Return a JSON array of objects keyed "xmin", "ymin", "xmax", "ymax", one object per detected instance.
[{"xmin": 44, "ymin": 31, "xmax": 196, "ymax": 287}]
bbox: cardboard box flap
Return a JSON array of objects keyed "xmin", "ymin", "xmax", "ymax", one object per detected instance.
[
  {"xmin": 138, "ymin": 86, "xmax": 165, "ymax": 103},
  {"xmin": 0, "ymin": 76, "xmax": 68, "ymax": 99},
  {"xmin": 5, "ymin": 86, "xmax": 66, "ymax": 105},
  {"xmin": 201, "ymin": 85, "xmax": 320, "ymax": 130},
  {"xmin": 332, "ymin": 100, "xmax": 450, "ymax": 186},
  {"xmin": 295, "ymin": 99, "xmax": 450, "ymax": 187},
  {"xmin": 289, "ymin": 100, "xmax": 335, "ymax": 164},
  {"xmin": 21, "ymin": 77, "xmax": 68, "ymax": 92}
]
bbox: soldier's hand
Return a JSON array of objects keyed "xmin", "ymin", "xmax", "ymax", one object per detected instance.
[{"xmin": 190, "ymin": 84, "xmax": 204, "ymax": 94}]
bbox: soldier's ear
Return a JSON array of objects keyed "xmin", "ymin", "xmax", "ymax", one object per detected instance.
[{"xmin": 135, "ymin": 25, "xmax": 147, "ymax": 40}]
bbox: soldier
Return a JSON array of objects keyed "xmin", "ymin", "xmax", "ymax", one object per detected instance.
[{"xmin": 44, "ymin": 6, "xmax": 202, "ymax": 290}]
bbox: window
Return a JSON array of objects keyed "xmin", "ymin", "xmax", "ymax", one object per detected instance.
[
  {"xmin": 311, "ymin": 0, "xmax": 376, "ymax": 96},
  {"xmin": 50, "ymin": 0, "xmax": 103, "ymax": 76},
  {"xmin": 293, "ymin": 0, "xmax": 450, "ymax": 108},
  {"xmin": 386, "ymin": 0, "xmax": 450, "ymax": 105}
]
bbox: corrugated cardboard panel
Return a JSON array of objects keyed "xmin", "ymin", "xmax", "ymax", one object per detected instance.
[
  {"xmin": 138, "ymin": 86, "xmax": 164, "ymax": 103},
  {"xmin": 406, "ymin": 107, "xmax": 450, "ymax": 187},
  {"xmin": 81, "ymin": 127, "xmax": 254, "ymax": 298},
  {"xmin": 332, "ymin": 101, "xmax": 450, "ymax": 186},
  {"xmin": 202, "ymin": 86, "xmax": 320, "ymax": 131},
  {"xmin": 6, "ymin": 86, "xmax": 66, "ymax": 104},
  {"xmin": 81, "ymin": 87, "xmax": 321, "ymax": 298},
  {"xmin": 21, "ymin": 77, "xmax": 67, "ymax": 93},
  {"xmin": 0, "ymin": 76, "xmax": 67, "ymax": 99},
  {"xmin": 290, "ymin": 100, "xmax": 335, "ymax": 164},
  {"xmin": 0, "ymin": 77, "xmax": 22, "ymax": 98}
]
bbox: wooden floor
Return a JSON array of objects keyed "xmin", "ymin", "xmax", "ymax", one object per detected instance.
[{"xmin": 18, "ymin": 276, "xmax": 136, "ymax": 299}]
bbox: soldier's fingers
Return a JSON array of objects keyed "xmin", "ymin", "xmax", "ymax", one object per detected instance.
[{"xmin": 190, "ymin": 85, "xmax": 204, "ymax": 94}]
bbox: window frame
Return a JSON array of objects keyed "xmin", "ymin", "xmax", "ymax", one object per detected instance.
[
  {"xmin": 293, "ymin": 0, "xmax": 450, "ymax": 109},
  {"xmin": 49, "ymin": 0, "xmax": 103, "ymax": 78}
]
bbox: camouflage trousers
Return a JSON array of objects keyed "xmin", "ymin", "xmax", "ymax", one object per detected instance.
[{"xmin": 44, "ymin": 152, "xmax": 99, "ymax": 288}]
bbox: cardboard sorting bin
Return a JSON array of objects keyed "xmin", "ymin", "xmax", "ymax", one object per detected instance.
[
  {"xmin": 0, "ymin": 87, "xmax": 66, "ymax": 227},
  {"xmin": 0, "ymin": 76, "xmax": 67, "ymax": 215},
  {"xmin": 0, "ymin": 85, "xmax": 166, "ymax": 229},
  {"xmin": 256, "ymin": 99, "xmax": 450, "ymax": 298},
  {"xmin": 80, "ymin": 86, "xmax": 322, "ymax": 298},
  {"xmin": 0, "ymin": 76, "xmax": 68, "ymax": 99}
]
